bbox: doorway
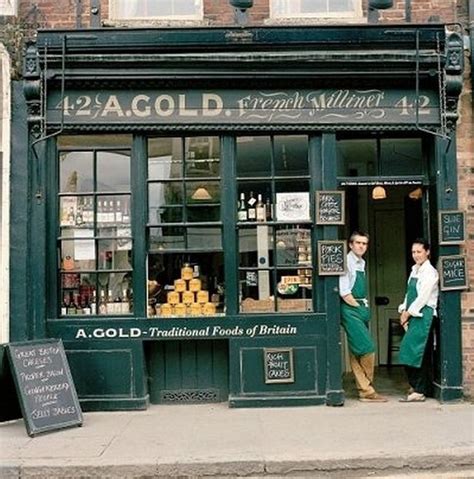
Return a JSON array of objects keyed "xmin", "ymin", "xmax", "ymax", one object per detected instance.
[{"xmin": 340, "ymin": 185, "xmax": 426, "ymax": 380}]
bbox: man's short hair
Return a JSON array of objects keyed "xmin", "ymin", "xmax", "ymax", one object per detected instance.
[{"xmin": 349, "ymin": 231, "xmax": 370, "ymax": 243}]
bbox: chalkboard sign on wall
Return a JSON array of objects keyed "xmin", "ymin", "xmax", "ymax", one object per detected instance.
[
  {"xmin": 316, "ymin": 191, "xmax": 345, "ymax": 225},
  {"xmin": 439, "ymin": 210, "xmax": 465, "ymax": 245},
  {"xmin": 7, "ymin": 339, "xmax": 83, "ymax": 436},
  {"xmin": 317, "ymin": 240, "xmax": 347, "ymax": 275},
  {"xmin": 439, "ymin": 255, "xmax": 469, "ymax": 291},
  {"xmin": 264, "ymin": 348, "xmax": 295, "ymax": 384}
]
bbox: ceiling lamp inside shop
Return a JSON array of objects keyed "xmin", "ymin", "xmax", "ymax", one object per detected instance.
[
  {"xmin": 372, "ymin": 186, "xmax": 387, "ymax": 200},
  {"xmin": 408, "ymin": 187, "xmax": 423, "ymax": 200}
]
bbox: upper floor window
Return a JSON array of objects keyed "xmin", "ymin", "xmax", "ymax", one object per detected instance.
[
  {"xmin": 110, "ymin": 0, "xmax": 202, "ymax": 20},
  {"xmin": 0, "ymin": 0, "xmax": 18, "ymax": 16},
  {"xmin": 270, "ymin": 0, "xmax": 362, "ymax": 19}
]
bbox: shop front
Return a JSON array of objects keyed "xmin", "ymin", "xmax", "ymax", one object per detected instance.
[{"xmin": 10, "ymin": 24, "xmax": 464, "ymax": 410}]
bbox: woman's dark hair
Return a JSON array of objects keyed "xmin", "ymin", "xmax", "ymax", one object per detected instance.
[{"xmin": 412, "ymin": 238, "xmax": 430, "ymax": 251}]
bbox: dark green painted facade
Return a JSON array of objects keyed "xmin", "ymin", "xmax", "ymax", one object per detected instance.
[{"xmin": 6, "ymin": 24, "xmax": 465, "ymax": 412}]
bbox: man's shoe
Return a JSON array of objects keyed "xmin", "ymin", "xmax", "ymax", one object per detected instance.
[
  {"xmin": 359, "ymin": 392, "xmax": 388, "ymax": 402},
  {"xmin": 399, "ymin": 392, "xmax": 426, "ymax": 402}
]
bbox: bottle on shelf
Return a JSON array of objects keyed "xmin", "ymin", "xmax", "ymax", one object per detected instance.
[
  {"xmin": 75, "ymin": 206, "xmax": 84, "ymax": 226},
  {"xmin": 61, "ymin": 294, "xmax": 69, "ymax": 316},
  {"xmin": 256, "ymin": 194, "xmax": 266, "ymax": 222},
  {"xmin": 84, "ymin": 198, "xmax": 94, "ymax": 225},
  {"xmin": 247, "ymin": 191, "xmax": 256, "ymax": 221},
  {"xmin": 237, "ymin": 192, "xmax": 247, "ymax": 221},
  {"xmin": 66, "ymin": 292, "xmax": 77, "ymax": 315},
  {"xmin": 114, "ymin": 291, "xmax": 122, "ymax": 314},
  {"xmin": 115, "ymin": 199, "xmax": 123, "ymax": 224},
  {"xmin": 107, "ymin": 289, "xmax": 115, "ymax": 314},
  {"xmin": 121, "ymin": 289, "xmax": 130, "ymax": 314},
  {"xmin": 98, "ymin": 290, "xmax": 107, "ymax": 315},
  {"xmin": 90, "ymin": 290, "xmax": 97, "ymax": 315},
  {"xmin": 265, "ymin": 198, "xmax": 272, "ymax": 221},
  {"xmin": 97, "ymin": 200, "xmax": 104, "ymax": 225},
  {"xmin": 83, "ymin": 296, "xmax": 91, "ymax": 315},
  {"xmin": 67, "ymin": 207, "xmax": 75, "ymax": 226},
  {"xmin": 122, "ymin": 199, "xmax": 130, "ymax": 224}
]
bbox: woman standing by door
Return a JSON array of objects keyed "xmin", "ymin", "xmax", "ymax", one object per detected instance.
[{"xmin": 398, "ymin": 239, "xmax": 439, "ymax": 402}]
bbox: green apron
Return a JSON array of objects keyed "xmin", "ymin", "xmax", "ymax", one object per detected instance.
[
  {"xmin": 399, "ymin": 277, "xmax": 434, "ymax": 368},
  {"xmin": 341, "ymin": 270, "xmax": 375, "ymax": 356}
]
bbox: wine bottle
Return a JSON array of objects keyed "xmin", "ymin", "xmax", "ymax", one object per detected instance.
[
  {"xmin": 247, "ymin": 191, "xmax": 256, "ymax": 221},
  {"xmin": 107, "ymin": 289, "xmax": 115, "ymax": 314},
  {"xmin": 265, "ymin": 198, "xmax": 272, "ymax": 221},
  {"xmin": 98, "ymin": 290, "xmax": 107, "ymax": 315},
  {"xmin": 121, "ymin": 289, "xmax": 130, "ymax": 314},
  {"xmin": 238, "ymin": 192, "xmax": 247, "ymax": 221},
  {"xmin": 67, "ymin": 207, "xmax": 75, "ymax": 226},
  {"xmin": 256, "ymin": 194, "xmax": 265, "ymax": 221},
  {"xmin": 90, "ymin": 290, "xmax": 97, "ymax": 315},
  {"xmin": 115, "ymin": 199, "xmax": 123, "ymax": 223}
]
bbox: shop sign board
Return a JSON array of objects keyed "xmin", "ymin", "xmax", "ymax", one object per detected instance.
[
  {"xmin": 264, "ymin": 348, "xmax": 295, "ymax": 384},
  {"xmin": 48, "ymin": 89, "xmax": 440, "ymax": 125},
  {"xmin": 6, "ymin": 339, "xmax": 83, "ymax": 436},
  {"xmin": 317, "ymin": 240, "xmax": 347, "ymax": 275},
  {"xmin": 439, "ymin": 210, "xmax": 465, "ymax": 245},
  {"xmin": 438, "ymin": 255, "xmax": 469, "ymax": 291},
  {"xmin": 316, "ymin": 191, "xmax": 345, "ymax": 225}
]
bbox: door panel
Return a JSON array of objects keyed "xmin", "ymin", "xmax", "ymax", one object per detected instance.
[{"xmin": 374, "ymin": 209, "xmax": 406, "ymax": 365}]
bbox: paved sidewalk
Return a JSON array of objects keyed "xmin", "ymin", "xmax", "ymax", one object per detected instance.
[{"xmin": 1, "ymin": 398, "xmax": 473, "ymax": 478}]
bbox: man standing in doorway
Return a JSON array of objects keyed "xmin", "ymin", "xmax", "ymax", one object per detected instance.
[{"xmin": 339, "ymin": 232, "xmax": 387, "ymax": 402}]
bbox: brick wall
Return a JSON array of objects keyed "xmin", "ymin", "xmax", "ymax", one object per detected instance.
[{"xmin": 14, "ymin": 0, "xmax": 473, "ymax": 395}]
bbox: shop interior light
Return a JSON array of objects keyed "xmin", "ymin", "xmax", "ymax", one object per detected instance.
[
  {"xmin": 191, "ymin": 187, "xmax": 212, "ymax": 201},
  {"xmin": 408, "ymin": 187, "xmax": 423, "ymax": 200},
  {"xmin": 372, "ymin": 186, "xmax": 387, "ymax": 200}
]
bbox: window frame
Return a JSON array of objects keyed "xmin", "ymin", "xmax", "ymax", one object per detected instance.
[
  {"xmin": 269, "ymin": 0, "xmax": 363, "ymax": 20},
  {"xmin": 109, "ymin": 0, "xmax": 204, "ymax": 21}
]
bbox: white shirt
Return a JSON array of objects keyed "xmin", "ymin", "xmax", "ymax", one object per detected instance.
[
  {"xmin": 339, "ymin": 250, "xmax": 366, "ymax": 298},
  {"xmin": 398, "ymin": 259, "xmax": 439, "ymax": 317}
]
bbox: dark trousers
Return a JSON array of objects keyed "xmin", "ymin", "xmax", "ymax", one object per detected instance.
[{"xmin": 404, "ymin": 326, "xmax": 434, "ymax": 396}]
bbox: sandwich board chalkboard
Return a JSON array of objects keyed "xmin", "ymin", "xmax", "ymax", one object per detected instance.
[
  {"xmin": 317, "ymin": 240, "xmax": 347, "ymax": 275},
  {"xmin": 439, "ymin": 210, "xmax": 465, "ymax": 245},
  {"xmin": 6, "ymin": 339, "xmax": 83, "ymax": 436},
  {"xmin": 438, "ymin": 255, "xmax": 469, "ymax": 291},
  {"xmin": 264, "ymin": 348, "xmax": 294, "ymax": 384},
  {"xmin": 316, "ymin": 191, "xmax": 345, "ymax": 225}
]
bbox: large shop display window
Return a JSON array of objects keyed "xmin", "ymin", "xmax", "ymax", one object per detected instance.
[
  {"xmin": 237, "ymin": 135, "xmax": 313, "ymax": 314},
  {"xmin": 58, "ymin": 135, "xmax": 133, "ymax": 316},
  {"xmin": 147, "ymin": 136, "xmax": 223, "ymax": 318}
]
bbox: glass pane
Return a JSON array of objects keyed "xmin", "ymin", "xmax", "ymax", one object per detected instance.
[
  {"xmin": 57, "ymin": 134, "xmax": 132, "ymax": 149},
  {"xmin": 97, "ymin": 150, "xmax": 131, "ymax": 192},
  {"xmin": 97, "ymin": 272, "xmax": 133, "ymax": 315},
  {"xmin": 274, "ymin": 135, "xmax": 308, "ymax": 176},
  {"xmin": 149, "ymin": 182, "xmax": 183, "ymax": 223},
  {"xmin": 185, "ymin": 136, "xmax": 220, "ymax": 178},
  {"xmin": 148, "ymin": 137, "xmax": 183, "ymax": 180},
  {"xmin": 186, "ymin": 180, "xmax": 220, "ymax": 222},
  {"xmin": 380, "ymin": 138, "xmax": 423, "ymax": 176},
  {"xmin": 237, "ymin": 182, "xmax": 272, "ymax": 222},
  {"xmin": 276, "ymin": 227, "xmax": 311, "ymax": 266},
  {"xmin": 98, "ymin": 240, "xmax": 132, "ymax": 270},
  {"xmin": 61, "ymin": 196, "xmax": 95, "ymax": 229},
  {"xmin": 337, "ymin": 139, "xmax": 377, "ymax": 177},
  {"xmin": 95, "ymin": 194, "xmax": 131, "ymax": 229},
  {"xmin": 60, "ymin": 273, "xmax": 96, "ymax": 316},
  {"xmin": 239, "ymin": 270, "xmax": 275, "ymax": 314},
  {"xmin": 149, "ymin": 226, "xmax": 185, "ymax": 251},
  {"xmin": 60, "ymin": 238, "xmax": 95, "ymax": 271},
  {"xmin": 236, "ymin": 136, "xmax": 271, "ymax": 178},
  {"xmin": 59, "ymin": 152, "xmax": 93, "ymax": 193},
  {"xmin": 276, "ymin": 269, "xmax": 313, "ymax": 312},
  {"xmin": 187, "ymin": 227, "xmax": 222, "ymax": 250},
  {"xmin": 114, "ymin": 0, "xmax": 201, "ymax": 18},
  {"xmin": 239, "ymin": 225, "xmax": 274, "ymax": 268},
  {"xmin": 148, "ymin": 251, "xmax": 224, "ymax": 318}
]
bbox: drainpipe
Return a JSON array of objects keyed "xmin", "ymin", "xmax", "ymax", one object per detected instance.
[{"xmin": 470, "ymin": 0, "xmax": 474, "ymax": 90}]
